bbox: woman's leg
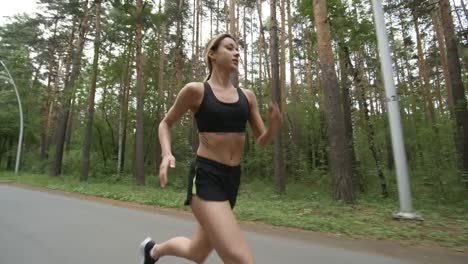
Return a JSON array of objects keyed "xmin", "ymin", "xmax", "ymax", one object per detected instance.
[
  {"xmin": 150, "ymin": 224, "xmax": 213, "ymax": 263},
  {"xmin": 191, "ymin": 196, "xmax": 255, "ymax": 264}
]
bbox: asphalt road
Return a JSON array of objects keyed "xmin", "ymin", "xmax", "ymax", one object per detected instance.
[{"xmin": 0, "ymin": 185, "xmax": 465, "ymax": 264}]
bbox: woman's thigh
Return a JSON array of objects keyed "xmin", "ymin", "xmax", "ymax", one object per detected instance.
[{"xmin": 191, "ymin": 196, "xmax": 254, "ymax": 263}]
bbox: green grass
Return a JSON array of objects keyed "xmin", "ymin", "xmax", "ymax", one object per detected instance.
[{"xmin": 1, "ymin": 171, "xmax": 467, "ymax": 252}]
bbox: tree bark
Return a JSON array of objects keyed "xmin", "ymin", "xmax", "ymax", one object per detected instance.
[
  {"xmin": 339, "ymin": 45, "xmax": 362, "ymax": 192},
  {"xmin": 279, "ymin": 0, "xmax": 286, "ymax": 107},
  {"xmin": 439, "ymin": 0, "xmax": 468, "ymax": 190},
  {"xmin": 40, "ymin": 16, "xmax": 62, "ymax": 161},
  {"xmin": 431, "ymin": 3, "xmax": 454, "ymax": 113},
  {"xmin": 171, "ymin": 0, "xmax": 185, "ymax": 103},
  {"xmin": 451, "ymin": 0, "xmax": 468, "ymax": 42},
  {"xmin": 117, "ymin": 39, "xmax": 134, "ymax": 175},
  {"xmin": 287, "ymin": 0, "xmax": 301, "ymax": 147},
  {"xmin": 65, "ymin": 97, "xmax": 75, "ymax": 152},
  {"xmin": 314, "ymin": 0, "xmax": 354, "ymax": 203},
  {"xmin": 352, "ymin": 52, "xmax": 388, "ymax": 197},
  {"xmin": 156, "ymin": 23, "xmax": 166, "ymax": 169},
  {"xmin": 270, "ymin": 0, "xmax": 286, "ymax": 193},
  {"xmin": 51, "ymin": 0, "xmax": 89, "ymax": 176},
  {"xmin": 412, "ymin": 7, "xmax": 436, "ymax": 124},
  {"xmin": 461, "ymin": 0, "xmax": 468, "ymax": 22},
  {"xmin": 95, "ymin": 124, "xmax": 107, "ymax": 168},
  {"xmin": 135, "ymin": 0, "xmax": 146, "ymax": 185},
  {"xmin": 229, "ymin": 0, "xmax": 239, "ymax": 88},
  {"xmin": 243, "ymin": 4, "xmax": 248, "ymax": 90},
  {"xmin": 81, "ymin": 0, "xmax": 102, "ymax": 181},
  {"xmin": 257, "ymin": 0, "xmax": 271, "ymax": 80}
]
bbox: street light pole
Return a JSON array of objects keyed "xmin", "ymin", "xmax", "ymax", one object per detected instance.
[
  {"xmin": 371, "ymin": 0, "xmax": 421, "ymax": 220},
  {"xmin": 0, "ymin": 61, "xmax": 24, "ymax": 174}
]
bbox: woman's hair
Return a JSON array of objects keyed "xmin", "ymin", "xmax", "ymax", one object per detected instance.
[{"xmin": 203, "ymin": 33, "xmax": 237, "ymax": 81}]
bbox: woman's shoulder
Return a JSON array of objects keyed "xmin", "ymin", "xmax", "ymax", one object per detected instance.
[
  {"xmin": 240, "ymin": 88, "xmax": 255, "ymax": 100},
  {"xmin": 181, "ymin": 82, "xmax": 205, "ymax": 96}
]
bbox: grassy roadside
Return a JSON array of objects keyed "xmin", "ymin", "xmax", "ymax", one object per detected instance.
[{"xmin": 1, "ymin": 171, "xmax": 467, "ymax": 252}]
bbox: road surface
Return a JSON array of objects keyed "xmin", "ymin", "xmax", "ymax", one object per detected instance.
[{"xmin": 0, "ymin": 185, "xmax": 465, "ymax": 264}]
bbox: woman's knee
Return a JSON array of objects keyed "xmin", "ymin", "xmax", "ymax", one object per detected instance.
[
  {"xmin": 189, "ymin": 250, "xmax": 211, "ymax": 264},
  {"xmin": 222, "ymin": 248, "xmax": 255, "ymax": 264},
  {"xmin": 188, "ymin": 242, "xmax": 212, "ymax": 263}
]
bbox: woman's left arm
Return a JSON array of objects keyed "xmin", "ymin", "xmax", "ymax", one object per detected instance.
[{"xmin": 244, "ymin": 89, "xmax": 282, "ymax": 148}]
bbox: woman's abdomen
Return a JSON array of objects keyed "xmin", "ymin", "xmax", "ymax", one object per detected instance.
[{"xmin": 196, "ymin": 132, "xmax": 245, "ymax": 166}]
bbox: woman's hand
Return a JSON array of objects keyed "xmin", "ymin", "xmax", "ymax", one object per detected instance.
[
  {"xmin": 159, "ymin": 154, "xmax": 176, "ymax": 188},
  {"xmin": 268, "ymin": 102, "xmax": 282, "ymax": 134}
]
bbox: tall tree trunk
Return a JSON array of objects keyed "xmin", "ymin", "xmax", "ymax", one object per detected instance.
[
  {"xmin": 352, "ymin": 53, "xmax": 388, "ymax": 197},
  {"xmin": 257, "ymin": 9, "xmax": 264, "ymax": 114},
  {"xmin": 398, "ymin": 5, "xmax": 418, "ymax": 119},
  {"xmin": 117, "ymin": 40, "xmax": 134, "ymax": 175},
  {"xmin": 191, "ymin": 0, "xmax": 196, "ymax": 59},
  {"xmin": 439, "ymin": 0, "xmax": 468, "ymax": 190},
  {"xmin": 95, "ymin": 124, "xmax": 107, "ymax": 167},
  {"xmin": 431, "ymin": 3, "xmax": 454, "ymax": 113},
  {"xmin": 412, "ymin": 8, "xmax": 436, "ymax": 124},
  {"xmin": 99, "ymin": 83, "xmax": 117, "ymax": 153},
  {"xmin": 461, "ymin": 0, "xmax": 468, "ymax": 21},
  {"xmin": 225, "ymin": 1, "xmax": 229, "ymax": 33},
  {"xmin": 40, "ymin": 16, "xmax": 61, "ymax": 161},
  {"xmin": 434, "ymin": 65, "xmax": 444, "ymax": 110},
  {"xmin": 155, "ymin": 20, "xmax": 166, "ymax": 175},
  {"xmin": 243, "ymin": 5, "xmax": 248, "ymax": 90},
  {"xmin": 117, "ymin": 65, "xmax": 127, "ymax": 175},
  {"xmin": 229, "ymin": 0, "xmax": 239, "ymax": 88},
  {"xmin": 189, "ymin": 0, "xmax": 201, "ymax": 151},
  {"xmin": 65, "ymin": 97, "xmax": 75, "ymax": 152},
  {"xmin": 451, "ymin": 0, "xmax": 468, "ymax": 42},
  {"xmin": 306, "ymin": 25, "xmax": 318, "ymax": 97},
  {"xmin": 257, "ymin": 0, "xmax": 271, "ymax": 80},
  {"xmin": 81, "ymin": 0, "xmax": 102, "ymax": 182},
  {"xmin": 210, "ymin": 2, "xmax": 213, "ymax": 38},
  {"xmin": 171, "ymin": 0, "xmax": 185, "ymax": 103},
  {"xmin": 135, "ymin": 0, "xmax": 146, "ymax": 185},
  {"xmin": 250, "ymin": 11, "xmax": 254, "ymax": 89},
  {"xmin": 270, "ymin": 0, "xmax": 286, "ymax": 193},
  {"xmin": 190, "ymin": 1, "xmax": 200, "ymax": 151},
  {"xmin": 279, "ymin": 0, "xmax": 286, "ymax": 107},
  {"xmin": 195, "ymin": 0, "xmax": 200, "ymax": 69},
  {"xmin": 40, "ymin": 82, "xmax": 52, "ymax": 160},
  {"xmin": 339, "ymin": 45, "xmax": 362, "ymax": 192},
  {"xmin": 286, "ymin": 0, "xmax": 301, "ymax": 147},
  {"xmin": 216, "ymin": 0, "xmax": 219, "ymax": 34},
  {"xmin": 51, "ymin": 0, "xmax": 89, "ymax": 176},
  {"xmin": 314, "ymin": 0, "xmax": 354, "ymax": 203}
]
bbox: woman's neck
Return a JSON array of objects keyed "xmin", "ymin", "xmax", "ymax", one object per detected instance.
[{"xmin": 209, "ymin": 67, "xmax": 233, "ymax": 89}]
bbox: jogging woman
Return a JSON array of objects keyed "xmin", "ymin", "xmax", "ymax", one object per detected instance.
[{"xmin": 140, "ymin": 33, "xmax": 282, "ymax": 264}]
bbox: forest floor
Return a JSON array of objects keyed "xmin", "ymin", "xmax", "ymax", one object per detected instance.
[{"xmin": 1, "ymin": 171, "xmax": 467, "ymax": 253}]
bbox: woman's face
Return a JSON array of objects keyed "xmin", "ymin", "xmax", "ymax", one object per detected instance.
[{"xmin": 211, "ymin": 37, "xmax": 240, "ymax": 72}]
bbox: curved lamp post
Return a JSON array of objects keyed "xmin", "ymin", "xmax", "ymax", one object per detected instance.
[{"xmin": 0, "ymin": 60, "xmax": 24, "ymax": 174}]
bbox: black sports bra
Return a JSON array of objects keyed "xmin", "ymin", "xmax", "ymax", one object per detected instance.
[{"xmin": 195, "ymin": 82, "xmax": 250, "ymax": 133}]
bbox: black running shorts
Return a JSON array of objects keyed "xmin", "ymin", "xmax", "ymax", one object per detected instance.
[{"xmin": 184, "ymin": 156, "xmax": 241, "ymax": 209}]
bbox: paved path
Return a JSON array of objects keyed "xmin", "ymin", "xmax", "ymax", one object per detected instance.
[{"xmin": 0, "ymin": 185, "xmax": 465, "ymax": 264}]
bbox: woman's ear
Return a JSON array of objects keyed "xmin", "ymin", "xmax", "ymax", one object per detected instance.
[{"xmin": 208, "ymin": 50, "xmax": 216, "ymax": 61}]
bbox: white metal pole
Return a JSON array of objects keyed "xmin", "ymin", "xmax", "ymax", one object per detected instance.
[
  {"xmin": 1, "ymin": 61, "xmax": 24, "ymax": 174},
  {"xmin": 371, "ymin": 1, "xmax": 421, "ymax": 219}
]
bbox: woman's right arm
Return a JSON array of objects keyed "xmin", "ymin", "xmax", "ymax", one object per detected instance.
[{"xmin": 158, "ymin": 82, "xmax": 202, "ymax": 187}]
